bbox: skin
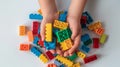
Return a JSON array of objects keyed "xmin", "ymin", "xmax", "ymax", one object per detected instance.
[{"xmin": 39, "ymin": 0, "xmax": 87, "ymax": 56}]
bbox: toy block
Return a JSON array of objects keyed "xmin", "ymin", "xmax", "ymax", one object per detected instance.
[
  {"xmin": 19, "ymin": 44, "xmax": 31, "ymax": 51},
  {"xmin": 56, "ymin": 28, "xmax": 70, "ymax": 42},
  {"xmin": 81, "ymin": 16, "xmax": 87, "ymax": 24},
  {"xmin": 27, "ymin": 31, "xmax": 34, "ymax": 42},
  {"xmin": 47, "ymin": 63, "xmax": 57, "ymax": 67},
  {"xmin": 55, "ymin": 55, "xmax": 73, "ymax": 67},
  {"xmin": 80, "ymin": 45, "xmax": 90, "ymax": 53},
  {"xmin": 60, "ymin": 38, "xmax": 73, "ymax": 51},
  {"xmin": 66, "ymin": 28, "xmax": 72, "ymax": 37},
  {"xmin": 93, "ymin": 38, "xmax": 99, "ymax": 48},
  {"xmin": 83, "ymin": 39, "xmax": 92, "ymax": 46},
  {"xmin": 38, "ymin": 9, "xmax": 42, "ymax": 14},
  {"xmin": 45, "ymin": 23, "xmax": 52, "ymax": 42},
  {"xmin": 70, "ymin": 63, "xmax": 80, "ymax": 67},
  {"xmin": 81, "ymin": 34, "xmax": 90, "ymax": 42},
  {"xmin": 30, "ymin": 47, "xmax": 42, "ymax": 57},
  {"xmin": 53, "ymin": 20, "xmax": 68, "ymax": 30},
  {"xmin": 32, "ymin": 21, "xmax": 40, "ymax": 35},
  {"xmin": 67, "ymin": 53, "xmax": 77, "ymax": 61},
  {"xmin": 83, "ymin": 11, "xmax": 93, "ymax": 24},
  {"xmin": 60, "ymin": 64, "xmax": 65, "ymax": 67},
  {"xmin": 94, "ymin": 27, "xmax": 104, "ymax": 35},
  {"xmin": 84, "ymin": 54, "xmax": 97, "ymax": 64},
  {"xmin": 59, "ymin": 11, "xmax": 67, "ymax": 22},
  {"xmin": 53, "ymin": 28, "xmax": 59, "ymax": 35},
  {"xmin": 29, "ymin": 13, "xmax": 43, "ymax": 20},
  {"xmin": 39, "ymin": 54, "xmax": 49, "ymax": 63},
  {"xmin": 19, "ymin": 25, "xmax": 26, "ymax": 36},
  {"xmin": 81, "ymin": 23, "xmax": 87, "ymax": 29},
  {"xmin": 33, "ymin": 36, "xmax": 39, "ymax": 45},
  {"xmin": 44, "ymin": 38, "xmax": 56, "ymax": 50},
  {"xmin": 88, "ymin": 21, "xmax": 102, "ymax": 31},
  {"xmin": 38, "ymin": 39, "xmax": 44, "ymax": 47},
  {"xmin": 77, "ymin": 51, "xmax": 86, "ymax": 59},
  {"xmin": 45, "ymin": 51, "xmax": 55, "ymax": 60},
  {"xmin": 54, "ymin": 60, "xmax": 62, "ymax": 67},
  {"xmin": 100, "ymin": 34, "xmax": 107, "ymax": 44}
]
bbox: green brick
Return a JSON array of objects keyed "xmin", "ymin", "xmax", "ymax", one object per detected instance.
[
  {"xmin": 100, "ymin": 34, "xmax": 107, "ymax": 44},
  {"xmin": 84, "ymin": 39, "xmax": 92, "ymax": 46},
  {"xmin": 67, "ymin": 53, "xmax": 77, "ymax": 61}
]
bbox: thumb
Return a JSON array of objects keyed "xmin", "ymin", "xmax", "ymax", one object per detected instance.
[
  {"xmin": 40, "ymin": 21, "xmax": 46, "ymax": 41},
  {"xmin": 71, "ymin": 28, "xmax": 78, "ymax": 40}
]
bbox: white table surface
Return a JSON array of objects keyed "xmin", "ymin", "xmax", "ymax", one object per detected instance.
[{"xmin": 0, "ymin": 0, "xmax": 120, "ymax": 67}]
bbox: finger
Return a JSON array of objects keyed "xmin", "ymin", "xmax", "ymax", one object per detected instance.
[
  {"xmin": 64, "ymin": 51, "xmax": 69, "ymax": 57},
  {"xmin": 71, "ymin": 27, "xmax": 78, "ymax": 40},
  {"xmin": 69, "ymin": 34, "xmax": 81, "ymax": 54},
  {"xmin": 56, "ymin": 47, "xmax": 62, "ymax": 56},
  {"xmin": 40, "ymin": 20, "xmax": 46, "ymax": 41}
]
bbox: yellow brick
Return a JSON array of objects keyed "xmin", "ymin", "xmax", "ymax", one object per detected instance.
[
  {"xmin": 56, "ymin": 55, "xmax": 73, "ymax": 67},
  {"xmin": 39, "ymin": 54, "xmax": 49, "ymax": 63},
  {"xmin": 38, "ymin": 9, "xmax": 42, "ymax": 14},
  {"xmin": 77, "ymin": 51, "xmax": 86, "ymax": 59},
  {"xmin": 53, "ymin": 20, "xmax": 68, "ymax": 29},
  {"xmin": 60, "ymin": 38, "xmax": 73, "ymax": 51},
  {"xmin": 69, "ymin": 63, "xmax": 81, "ymax": 67},
  {"xmin": 19, "ymin": 25, "xmax": 26, "ymax": 36},
  {"xmin": 45, "ymin": 23, "xmax": 52, "ymax": 42}
]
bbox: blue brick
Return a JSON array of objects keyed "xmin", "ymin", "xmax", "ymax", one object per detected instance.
[
  {"xmin": 59, "ymin": 11, "xmax": 68, "ymax": 22},
  {"xmin": 33, "ymin": 36, "xmax": 39, "ymax": 45},
  {"xmin": 54, "ymin": 60, "xmax": 62, "ymax": 67},
  {"xmin": 60, "ymin": 64, "xmax": 65, "ymax": 67},
  {"xmin": 80, "ymin": 45, "xmax": 90, "ymax": 53},
  {"xmin": 83, "ymin": 11, "xmax": 93, "ymax": 24},
  {"xmin": 53, "ymin": 28, "xmax": 59, "ymax": 35},
  {"xmin": 44, "ymin": 38, "xmax": 56, "ymax": 50},
  {"xmin": 81, "ymin": 34, "xmax": 90, "ymax": 42},
  {"xmin": 29, "ymin": 13, "xmax": 43, "ymax": 20},
  {"xmin": 30, "ymin": 47, "xmax": 42, "ymax": 57}
]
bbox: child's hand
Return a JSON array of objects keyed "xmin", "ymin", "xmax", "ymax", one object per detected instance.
[{"xmin": 63, "ymin": 16, "xmax": 81, "ymax": 57}]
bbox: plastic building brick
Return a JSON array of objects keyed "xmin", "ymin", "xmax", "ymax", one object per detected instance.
[
  {"xmin": 94, "ymin": 27, "xmax": 104, "ymax": 35},
  {"xmin": 93, "ymin": 38, "xmax": 99, "ymax": 48},
  {"xmin": 55, "ymin": 55, "xmax": 73, "ymax": 67},
  {"xmin": 59, "ymin": 11, "xmax": 67, "ymax": 22},
  {"xmin": 47, "ymin": 63, "xmax": 57, "ymax": 67},
  {"xmin": 27, "ymin": 31, "xmax": 34, "ymax": 42},
  {"xmin": 54, "ymin": 60, "xmax": 62, "ymax": 67},
  {"xmin": 77, "ymin": 51, "xmax": 86, "ymax": 59},
  {"xmin": 88, "ymin": 21, "xmax": 102, "ymax": 31},
  {"xmin": 56, "ymin": 28, "xmax": 70, "ymax": 42},
  {"xmin": 45, "ymin": 23, "xmax": 52, "ymax": 42},
  {"xmin": 19, "ymin": 25, "xmax": 26, "ymax": 36},
  {"xmin": 60, "ymin": 64, "xmax": 65, "ymax": 67},
  {"xmin": 81, "ymin": 34, "xmax": 90, "ymax": 42},
  {"xmin": 81, "ymin": 23, "xmax": 87, "ymax": 29},
  {"xmin": 67, "ymin": 53, "xmax": 77, "ymax": 61},
  {"xmin": 30, "ymin": 47, "xmax": 42, "ymax": 57},
  {"xmin": 44, "ymin": 38, "xmax": 56, "ymax": 50},
  {"xmin": 32, "ymin": 21, "xmax": 40, "ymax": 35},
  {"xmin": 53, "ymin": 20, "xmax": 68, "ymax": 30},
  {"xmin": 38, "ymin": 9, "xmax": 42, "ymax": 14},
  {"xmin": 45, "ymin": 51, "xmax": 55, "ymax": 60},
  {"xmin": 66, "ymin": 28, "xmax": 72, "ymax": 37},
  {"xmin": 19, "ymin": 44, "xmax": 31, "ymax": 51},
  {"xmin": 52, "ymin": 28, "xmax": 59, "ymax": 35},
  {"xmin": 84, "ymin": 54, "xmax": 97, "ymax": 64},
  {"xmin": 70, "ymin": 63, "xmax": 80, "ymax": 67},
  {"xmin": 33, "ymin": 36, "xmax": 39, "ymax": 45},
  {"xmin": 100, "ymin": 34, "xmax": 107, "ymax": 44},
  {"xmin": 29, "ymin": 13, "xmax": 43, "ymax": 20},
  {"xmin": 60, "ymin": 38, "xmax": 73, "ymax": 51},
  {"xmin": 38, "ymin": 39, "xmax": 44, "ymax": 47},
  {"xmin": 80, "ymin": 45, "xmax": 90, "ymax": 53},
  {"xmin": 83, "ymin": 11, "xmax": 93, "ymax": 24},
  {"xmin": 83, "ymin": 39, "xmax": 92, "ymax": 46},
  {"xmin": 81, "ymin": 16, "xmax": 87, "ymax": 24},
  {"xmin": 39, "ymin": 54, "xmax": 49, "ymax": 63}
]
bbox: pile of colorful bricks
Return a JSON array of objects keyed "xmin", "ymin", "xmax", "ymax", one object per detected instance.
[{"xmin": 19, "ymin": 9, "xmax": 108, "ymax": 67}]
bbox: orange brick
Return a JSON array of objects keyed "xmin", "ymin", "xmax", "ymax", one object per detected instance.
[
  {"xmin": 38, "ymin": 9, "xmax": 42, "ymax": 14},
  {"xmin": 19, "ymin": 44, "xmax": 31, "ymax": 51},
  {"xmin": 47, "ymin": 63, "xmax": 57, "ymax": 67},
  {"xmin": 94, "ymin": 27, "xmax": 104, "ymax": 35},
  {"xmin": 19, "ymin": 25, "xmax": 26, "ymax": 36},
  {"xmin": 27, "ymin": 31, "xmax": 34, "ymax": 42}
]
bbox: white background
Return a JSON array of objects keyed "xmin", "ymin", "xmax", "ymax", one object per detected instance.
[{"xmin": 0, "ymin": 0, "xmax": 120, "ymax": 67}]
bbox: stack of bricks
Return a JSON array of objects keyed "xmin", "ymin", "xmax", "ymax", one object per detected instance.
[{"xmin": 18, "ymin": 10, "xmax": 108, "ymax": 67}]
